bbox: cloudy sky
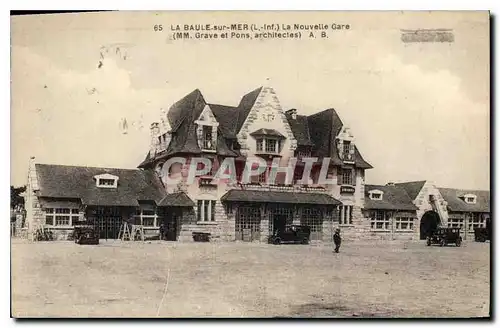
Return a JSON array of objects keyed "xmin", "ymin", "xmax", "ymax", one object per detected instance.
[{"xmin": 11, "ymin": 11, "xmax": 490, "ymax": 190}]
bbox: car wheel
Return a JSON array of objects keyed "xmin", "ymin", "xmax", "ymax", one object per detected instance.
[
  {"xmin": 440, "ymin": 239, "xmax": 445, "ymax": 247},
  {"xmin": 273, "ymin": 238, "xmax": 281, "ymax": 245},
  {"xmin": 426, "ymin": 238, "xmax": 431, "ymax": 246},
  {"xmin": 456, "ymin": 239, "xmax": 461, "ymax": 247},
  {"xmin": 302, "ymin": 237, "xmax": 309, "ymax": 245}
]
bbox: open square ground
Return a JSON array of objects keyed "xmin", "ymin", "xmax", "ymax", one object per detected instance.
[{"xmin": 11, "ymin": 239, "xmax": 490, "ymax": 318}]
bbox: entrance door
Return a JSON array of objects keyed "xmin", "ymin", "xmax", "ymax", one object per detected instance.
[
  {"xmin": 236, "ymin": 206, "xmax": 261, "ymax": 242},
  {"xmin": 163, "ymin": 208, "xmax": 181, "ymax": 241},
  {"xmin": 273, "ymin": 214, "xmax": 287, "ymax": 235},
  {"xmin": 96, "ymin": 207, "xmax": 123, "ymax": 240},
  {"xmin": 301, "ymin": 207, "xmax": 323, "ymax": 241},
  {"xmin": 420, "ymin": 211, "xmax": 440, "ymax": 240},
  {"xmin": 269, "ymin": 206, "xmax": 293, "ymax": 236}
]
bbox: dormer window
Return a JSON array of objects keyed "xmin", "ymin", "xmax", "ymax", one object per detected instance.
[
  {"xmin": 256, "ymin": 137, "xmax": 281, "ymax": 154},
  {"xmin": 195, "ymin": 105, "xmax": 219, "ymax": 152},
  {"xmin": 202, "ymin": 126, "xmax": 215, "ymax": 150},
  {"xmin": 99, "ymin": 179, "xmax": 115, "ymax": 186},
  {"xmin": 369, "ymin": 190, "xmax": 384, "ymax": 200},
  {"xmin": 464, "ymin": 194, "xmax": 477, "ymax": 204},
  {"xmin": 251, "ymin": 128, "xmax": 285, "ymax": 155},
  {"xmin": 94, "ymin": 173, "xmax": 119, "ymax": 188}
]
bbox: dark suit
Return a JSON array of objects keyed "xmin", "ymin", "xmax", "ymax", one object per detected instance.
[{"xmin": 333, "ymin": 232, "xmax": 341, "ymax": 253}]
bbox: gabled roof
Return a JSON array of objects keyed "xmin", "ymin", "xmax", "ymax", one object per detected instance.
[
  {"xmin": 235, "ymin": 87, "xmax": 263, "ymax": 134},
  {"xmin": 158, "ymin": 192, "xmax": 195, "ymax": 207},
  {"xmin": 249, "ymin": 128, "xmax": 285, "ymax": 138},
  {"xmin": 438, "ymin": 188, "xmax": 490, "ymax": 213},
  {"xmin": 285, "ymin": 114, "xmax": 314, "ymax": 146},
  {"xmin": 307, "ymin": 108, "xmax": 372, "ymax": 168},
  {"xmin": 35, "ymin": 164, "xmax": 167, "ymax": 206},
  {"xmin": 364, "ymin": 184, "xmax": 418, "ymax": 211},
  {"xmin": 221, "ymin": 189, "xmax": 341, "ymax": 206},
  {"xmin": 167, "ymin": 89, "xmax": 206, "ymax": 132},
  {"xmin": 209, "ymin": 103, "xmax": 239, "ymax": 138},
  {"xmin": 394, "ymin": 181, "xmax": 426, "ymax": 200},
  {"xmin": 142, "ymin": 87, "xmax": 372, "ymax": 171}
]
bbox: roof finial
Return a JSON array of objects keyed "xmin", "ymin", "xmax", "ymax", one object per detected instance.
[{"xmin": 264, "ymin": 77, "xmax": 271, "ymax": 88}]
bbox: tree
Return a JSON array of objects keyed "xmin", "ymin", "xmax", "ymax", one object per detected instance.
[{"xmin": 11, "ymin": 185, "xmax": 26, "ymax": 210}]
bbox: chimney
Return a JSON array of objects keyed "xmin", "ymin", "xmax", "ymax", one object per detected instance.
[
  {"xmin": 150, "ymin": 122, "xmax": 160, "ymax": 155},
  {"xmin": 286, "ymin": 108, "xmax": 297, "ymax": 120}
]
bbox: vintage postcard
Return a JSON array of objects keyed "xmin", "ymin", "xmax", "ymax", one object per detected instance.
[{"xmin": 10, "ymin": 11, "xmax": 490, "ymax": 318}]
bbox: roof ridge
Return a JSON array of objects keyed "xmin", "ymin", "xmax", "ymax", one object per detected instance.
[{"xmin": 35, "ymin": 163, "xmax": 141, "ymax": 172}]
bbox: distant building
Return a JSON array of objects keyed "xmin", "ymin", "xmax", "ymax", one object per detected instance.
[
  {"xmin": 396, "ymin": 181, "xmax": 490, "ymax": 239},
  {"xmin": 24, "ymin": 160, "xmax": 193, "ymax": 241},
  {"xmin": 362, "ymin": 183, "xmax": 419, "ymax": 240}
]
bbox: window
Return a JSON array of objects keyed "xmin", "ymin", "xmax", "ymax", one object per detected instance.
[
  {"xmin": 339, "ymin": 205, "xmax": 353, "ymax": 225},
  {"xmin": 201, "ymin": 126, "xmax": 215, "ymax": 150},
  {"xmin": 45, "ymin": 207, "xmax": 79, "ymax": 226},
  {"xmin": 395, "ymin": 217, "xmax": 414, "ymax": 231},
  {"xmin": 197, "ymin": 200, "xmax": 216, "ymax": 222},
  {"xmin": 266, "ymin": 139, "xmax": 277, "ymax": 153},
  {"xmin": 343, "ymin": 141, "xmax": 351, "ymax": 158},
  {"xmin": 464, "ymin": 195, "xmax": 477, "ymax": 204},
  {"xmin": 369, "ymin": 190, "xmax": 383, "ymax": 200},
  {"xmin": 297, "ymin": 149, "xmax": 311, "ymax": 158},
  {"xmin": 448, "ymin": 217, "xmax": 465, "ymax": 229},
  {"xmin": 256, "ymin": 139, "xmax": 264, "ymax": 152},
  {"xmin": 258, "ymin": 171, "xmax": 267, "ymax": 183},
  {"xmin": 99, "ymin": 179, "xmax": 115, "ymax": 186},
  {"xmin": 256, "ymin": 138, "xmax": 280, "ymax": 154},
  {"xmin": 133, "ymin": 205, "xmax": 159, "ymax": 227},
  {"xmin": 467, "ymin": 213, "xmax": 485, "ymax": 232},
  {"xmin": 55, "ymin": 216, "xmax": 70, "ymax": 226},
  {"xmin": 371, "ymin": 211, "xmax": 390, "ymax": 230},
  {"xmin": 340, "ymin": 168, "xmax": 354, "ymax": 185}
]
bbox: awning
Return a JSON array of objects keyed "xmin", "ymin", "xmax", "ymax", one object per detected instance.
[
  {"xmin": 249, "ymin": 128, "xmax": 286, "ymax": 139},
  {"xmin": 158, "ymin": 192, "xmax": 195, "ymax": 207},
  {"xmin": 221, "ymin": 190, "xmax": 341, "ymax": 206}
]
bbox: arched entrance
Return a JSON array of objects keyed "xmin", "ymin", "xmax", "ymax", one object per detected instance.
[{"xmin": 420, "ymin": 211, "xmax": 441, "ymax": 240}]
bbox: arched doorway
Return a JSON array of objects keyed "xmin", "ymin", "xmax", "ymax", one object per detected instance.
[{"xmin": 420, "ymin": 211, "xmax": 441, "ymax": 240}]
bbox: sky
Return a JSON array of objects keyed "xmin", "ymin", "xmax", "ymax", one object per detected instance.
[{"xmin": 10, "ymin": 11, "xmax": 490, "ymax": 190}]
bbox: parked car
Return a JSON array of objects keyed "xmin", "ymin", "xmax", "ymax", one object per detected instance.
[
  {"xmin": 74, "ymin": 224, "xmax": 99, "ymax": 245},
  {"xmin": 268, "ymin": 225, "xmax": 311, "ymax": 245},
  {"xmin": 474, "ymin": 227, "xmax": 490, "ymax": 242},
  {"xmin": 426, "ymin": 227, "xmax": 462, "ymax": 247}
]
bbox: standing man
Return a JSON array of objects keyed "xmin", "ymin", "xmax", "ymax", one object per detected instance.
[
  {"xmin": 333, "ymin": 228, "xmax": 342, "ymax": 253},
  {"xmin": 159, "ymin": 223, "xmax": 165, "ymax": 241}
]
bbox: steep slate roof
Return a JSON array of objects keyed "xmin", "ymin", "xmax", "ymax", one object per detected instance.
[
  {"xmin": 158, "ymin": 192, "xmax": 195, "ymax": 207},
  {"xmin": 285, "ymin": 114, "xmax": 314, "ymax": 146},
  {"xmin": 209, "ymin": 103, "xmax": 239, "ymax": 138},
  {"xmin": 249, "ymin": 128, "xmax": 285, "ymax": 138},
  {"xmin": 141, "ymin": 87, "xmax": 372, "ymax": 170},
  {"xmin": 35, "ymin": 164, "xmax": 167, "ymax": 207},
  {"xmin": 235, "ymin": 87, "xmax": 263, "ymax": 134},
  {"xmin": 364, "ymin": 184, "xmax": 418, "ymax": 211},
  {"xmin": 307, "ymin": 108, "xmax": 372, "ymax": 169},
  {"xmin": 395, "ymin": 181, "xmax": 426, "ymax": 200},
  {"xmin": 438, "ymin": 188, "xmax": 490, "ymax": 213},
  {"xmin": 221, "ymin": 189, "xmax": 342, "ymax": 206}
]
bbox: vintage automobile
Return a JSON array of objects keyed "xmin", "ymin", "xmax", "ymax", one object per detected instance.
[
  {"xmin": 268, "ymin": 225, "xmax": 311, "ymax": 245},
  {"xmin": 426, "ymin": 227, "xmax": 462, "ymax": 247},
  {"xmin": 73, "ymin": 221, "xmax": 99, "ymax": 245},
  {"xmin": 474, "ymin": 227, "xmax": 490, "ymax": 242}
]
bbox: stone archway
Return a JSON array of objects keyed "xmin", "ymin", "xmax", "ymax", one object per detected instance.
[{"xmin": 420, "ymin": 211, "xmax": 441, "ymax": 240}]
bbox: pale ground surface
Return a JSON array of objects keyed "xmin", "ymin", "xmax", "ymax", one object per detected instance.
[{"xmin": 11, "ymin": 238, "xmax": 490, "ymax": 318}]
